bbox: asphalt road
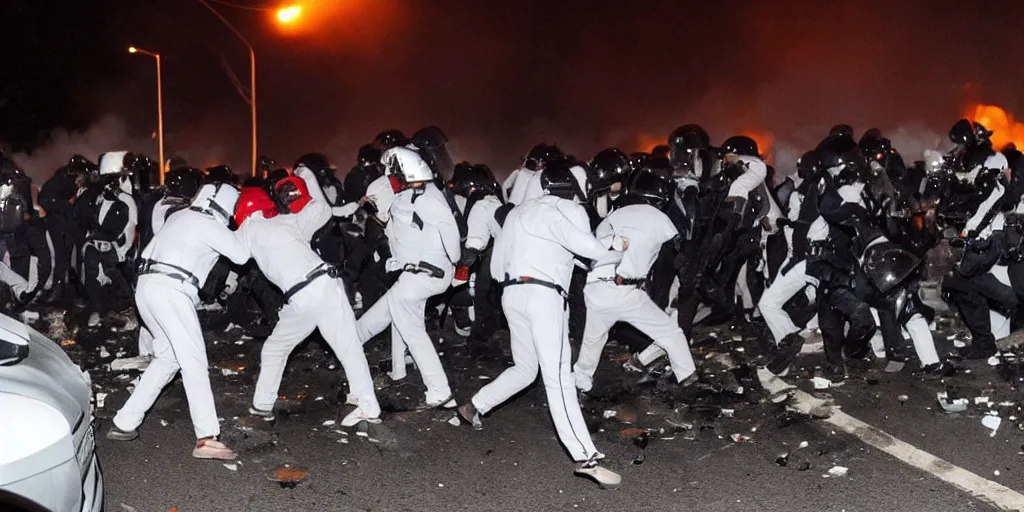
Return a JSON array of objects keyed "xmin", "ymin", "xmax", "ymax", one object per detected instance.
[{"xmin": 45, "ymin": 306, "xmax": 1014, "ymax": 512}]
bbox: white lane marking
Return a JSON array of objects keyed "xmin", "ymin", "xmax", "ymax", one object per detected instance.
[{"xmin": 757, "ymin": 368, "xmax": 1024, "ymax": 511}]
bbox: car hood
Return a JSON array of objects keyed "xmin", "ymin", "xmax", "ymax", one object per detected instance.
[{"xmin": 0, "ymin": 322, "xmax": 90, "ymax": 432}]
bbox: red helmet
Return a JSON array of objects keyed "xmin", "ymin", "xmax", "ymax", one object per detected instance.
[
  {"xmin": 274, "ymin": 175, "xmax": 312, "ymax": 213},
  {"xmin": 235, "ymin": 186, "xmax": 279, "ymax": 227}
]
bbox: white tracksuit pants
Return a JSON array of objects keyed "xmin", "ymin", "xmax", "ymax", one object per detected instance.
[
  {"xmin": 758, "ymin": 260, "xmax": 817, "ymax": 345},
  {"xmin": 472, "ymin": 285, "xmax": 599, "ymax": 462},
  {"xmin": 137, "ymin": 326, "xmax": 154, "ymax": 357},
  {"xmin": 574, "ymin": 281, "xmax": 696, "ymax": 392},
  {"xmin": 253, "ymin": 277, "xmax": 380, "ymax": 417},
  {"xmin": 904, "ymin": 313, "xmax": 940, "ymax": 366},
  {"xmin": 357, "ymin": 271, "xmax": 452, "ymax": 404},
  {"xmin": 113, "ymin": 275, "xmax": 219, "ymax": 438},
  {"xmin": 0, "ymin": 260, "xmax": 29, "ymax": 296}
]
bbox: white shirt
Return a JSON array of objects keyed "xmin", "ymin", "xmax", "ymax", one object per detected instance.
[
  {"xmin": 495, "ymin": 195, "xmax": 613, "ymax": 290},
  {"xmin": 141, "ymin": 208, "xmax": 249, "ymax": 300},
  {"xmin": 588, "ymin": 203, "xmax": 677, "ymax": 282},
  {"xmin": 465, "ymin": 195, "xmax": 503, "ymax": 251},
  {"xmin": 727, "ymin": 155, "xmax": 768, "ymax": 199},
  {"xmin": 385, "ymin": 183, "xmax": 461, "ymax": 272}
]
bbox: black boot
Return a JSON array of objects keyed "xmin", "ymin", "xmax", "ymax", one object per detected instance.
[
  {"xmin": 41, "ymin": 279, "xmax": 67, "ymax": 307},
  {"xmin": 962, "ymin": 334, "xmax": 998, "ymax": 360},
  {"xmin": 767, "ymin": 332, "xmax": 805, "ymax": 375}
]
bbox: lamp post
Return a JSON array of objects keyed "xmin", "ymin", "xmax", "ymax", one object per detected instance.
[
  {"xmin": 128, "ymin": 46, "xmax": 165, "ymax": 185},
  {"xmin": 197, "ymin": 0, "xmax": 258, "ymax": 177}
]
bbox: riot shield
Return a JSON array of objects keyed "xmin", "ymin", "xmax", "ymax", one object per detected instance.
[{"xmin": 411, "ymin": 126, "xmax": 455, "ymax": 181}]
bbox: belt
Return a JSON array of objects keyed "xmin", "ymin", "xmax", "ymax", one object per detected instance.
[
  {"xmin": 502, "ymin": 274, "xmax": 568, "ymax": 306},
  {"xmin": 402, "ymin": 261, "xmax": 445, "ymax": 279},
  {"xmin": 283, "ymin": 265, "xmax": 340, "ymax": 302},
  {"xmin": 599, "ymin": 275, "xmax": 646, "ymax": 288},
  {"xmin": 138, "ymin": 259, "xmax": 201, "ymax": 289}
]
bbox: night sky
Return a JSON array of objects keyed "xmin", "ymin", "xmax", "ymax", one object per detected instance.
[{"xmin": 2, "ymin": 0, "xmax": 1023, "ymax": 180}]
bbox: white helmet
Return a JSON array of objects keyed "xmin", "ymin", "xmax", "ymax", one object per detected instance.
[
  {"xmin": 97, "ymin": 151, "xmax": 135, "ymax": 195},
  {"xmin": 192, "ymin": 182, "xmax": 240, "ymax": 226},
  {"xmin": 98, "ymin": 151, "xmax": 128, "ymax": 176},
  {"xmin": 382, "ymin": 147, "xmax": 434, "ymax": 184}
]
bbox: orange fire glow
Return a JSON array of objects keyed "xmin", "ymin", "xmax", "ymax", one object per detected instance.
[
  {"xmin": 634, "ymin": 133, "xmax": 665, "ymax": 153},
  {"xmin": 962, "ymin": 104, "xmax": 1024, "ymax": 151}
]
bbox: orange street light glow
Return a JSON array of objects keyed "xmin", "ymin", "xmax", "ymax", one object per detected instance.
[
  {"xmin": 128, "ymin": 46, "xmax": 138, "ymax": 53},
  {"xmin": 277, "ymin": 5, "xmax": 301, "ymax": 24}
]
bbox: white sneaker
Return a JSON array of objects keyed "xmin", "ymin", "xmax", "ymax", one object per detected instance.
[{"xmin": 341, "ymin": 407, "xmax": 381, "ymax": 428}]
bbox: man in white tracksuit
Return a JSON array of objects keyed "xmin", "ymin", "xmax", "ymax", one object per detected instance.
[
  {"xmin": 242, "ymin": 168, "xmax": 381, "ymax": 427},
  {"xmin": 356, "ymin": 147, "xmax": 460, "ymax": 408},
  {"xmin": 128, "ymin": 167, "xmax": 204, "ymax": 370},
  {"xmin": 459, "ymin": 162, "xmax": 623, "ymax": 488},
  {"xmin": 108, "ymin": 182, "xmax": 249, "ymax": 460},
  {"xmin": 573, "ymin": 171, "xmax": 697, "ymax": 392}
]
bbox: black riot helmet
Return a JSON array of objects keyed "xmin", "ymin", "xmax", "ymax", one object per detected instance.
[
  {"xmin": 471, "ymin": 164, "xmax": 500, "ymax": 196},
  {"xmin": 829, "ymin": 124, "xmax": 855, "ymax": 139},
  {"xmin": 123, "ymin": 152, "xmax": 157, "ymax": 191},
  {"xmin": 587, "ymin": 148, "xmax": 630, "ymax": 194},
  {"xmin": 644, "ymin": 155, "xmax": 674, "ymax": 180},
  {"xmin": 523, "ymin": 143, "xmax": 564, "ymax": 172},
  {"xmin": 294, "ymin": 152, "xmax": 334, "ymax": 185},
  {"xmin": 668, "ymin": 124, "xmax": 711, "ymax": 171},
  {"xmin": 627, "ymin": 152, "xmax": 652, "ymax": 174},
  {"xmin": 651, "ymin": 145, "xmax": 671, "ymax": 159},
  {"xmin": 946, "ymin": 117, "xmax": 978, "ymax": 146},
  {"xmin": 447, "ymin": 162, "xmax": 475, "ymax": 197},
  {"xmin": 719, "ymin": 135, "xmax": 759, "ymax": 158},
  {"xmin": 357, "ymin": 144, "xmax": 383, "ymax": 169},
  {"xmin": 540, "ymin": 160, "xmax": 586, "ymax": 201},
  {"xmin": 448, "ymin": 162, "xmax": 498, "ymax": 199},
  {"xmin": 824, "ymin": 148, "xmax": 870, "ymax": 185},
  {"xmin": 257, "ymin": 155, "xmax": 276, "ymax": 174},
  {"xmin": 796, "ymin": 150, "xmax": 822, "ymax": 181},
  {"xmin": 623, "ymin": 169, "xmax": 672, "ymax": 210},
  {"xmin": 372, "ymin": 129, "xmax": 409, "ymax": 151},
  {"xmin": 163, "ymin": 167, "xmax": 204, "ymax": 199},
  {"xmin": 204, "ymin": 165, "xmax": 240, "ymax": 185},
  {"xmin": 858, "ymin": 133, "xmax": 893, "ymax": 165}
]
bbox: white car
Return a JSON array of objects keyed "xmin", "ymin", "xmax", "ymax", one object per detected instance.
[{"xmin": 0, "ymin": 313, "xmax": 103, "ymax": 511}]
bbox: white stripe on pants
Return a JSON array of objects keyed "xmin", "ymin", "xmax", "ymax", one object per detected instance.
[
  {"xmin": 113, "ymin": 275, "xmax": 219, "ymax": 438},
  {"xmin": 253, "ymin": 277, "xmax": 380, "ymax": 417},
  {"xmin": 758, "ymin": 260, "xmax": 817, "ymax": 345},
  {"xmin": 472, "ymin": 285, "xmax": 599, "ymax": 462},
  {"xmin": 574, "ymin": 281, "xmax": 696, "ymax": 392},
  {"xmin": 356, "ymin": 271, "xmax": 452, "ymax": 404}
]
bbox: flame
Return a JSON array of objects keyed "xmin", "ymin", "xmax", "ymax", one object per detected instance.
[
  {"xmin": 740, "ymin": 129, "xmax": 775, "ymax": 165},
  {"xmin": 962, "ymin": 103, "xmax": 1024, "ymax": 151}
]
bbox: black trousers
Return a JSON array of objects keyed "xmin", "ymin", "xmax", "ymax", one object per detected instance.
[
  {"xmin": 943, "ymin": 272, "xmax": 1017, "ymax": 348},
  {"xmin": 46, "ymin": 214, "xmax": 76, "ymax": 283},
  {"xmin": 469, "ymin": 250, "xmax": 503, "ymax": 348},
  {"xmin": 82, "ymin": 245, "xmax": 132, "ymax": 315},
  {"xmin": 819, "ymin": 287, "xmax": 875, "ymax": 366}
]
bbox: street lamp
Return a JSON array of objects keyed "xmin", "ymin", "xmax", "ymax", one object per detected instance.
[
  {"xmin": 128, "ymin": 46, "xmax": 165, "ymax": 185},
  {"xmin": 276, "ymin": 5, "xmax": 301, "ymax": 24},
  {"xmin": 197, "ymin": 0, "xmax": 259, "ymax": 177}
]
